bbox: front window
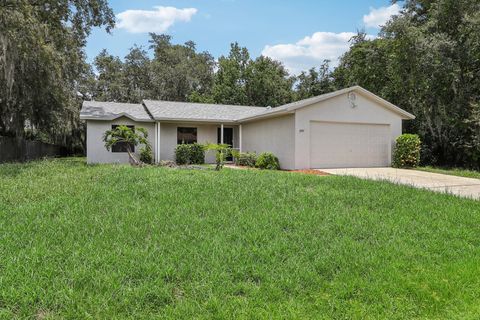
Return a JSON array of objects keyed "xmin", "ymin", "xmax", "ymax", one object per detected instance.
[
  {"xmin": 177, "ymin": 127, "xmax": 197, "ymax": 144},
  {"xmin": 111, "ymin": 125, "xmax": 135, "ymax": 152}
]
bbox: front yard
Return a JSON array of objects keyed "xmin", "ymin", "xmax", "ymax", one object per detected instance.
[{"xmin": 0, "ymin": 158, "xmax": 479, "ymax": 319}]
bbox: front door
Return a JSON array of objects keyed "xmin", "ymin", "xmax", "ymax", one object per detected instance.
[{"xmin": 217, "ymin": 127, "xmax": 234, "ymax": 161}]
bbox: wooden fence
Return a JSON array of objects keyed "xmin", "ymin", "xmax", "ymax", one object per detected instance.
[{"xmin": 0, "ymin": 136, "xmax": 68, "ymax": 163}]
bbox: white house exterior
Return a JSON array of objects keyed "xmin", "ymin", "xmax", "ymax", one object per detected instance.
[{"xmin": 80, "ymin": 86, "xmax": 415, "ymax": 169}]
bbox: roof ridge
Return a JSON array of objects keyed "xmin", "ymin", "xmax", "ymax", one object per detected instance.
[
  {"xmin": 141, "ymin": 101, "xmax": 154, "ymax": 120},
  {"xmin": 143, "ymin": 99, "xmax": 264, "ymax": 109}
]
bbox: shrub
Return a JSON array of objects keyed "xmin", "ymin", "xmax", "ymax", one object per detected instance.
[
  {"xmin": 140, "ymin": 145, "xmax": 153, "ymax": 164},
  {"xmin": 393, "ymin": 134, "xmax": 421, "ymax": 168},
  {"xmin": 190, "ymin": 143, "xmax": 205, "ymax": 165},
  {"xmin": 175, "ymin": 143, "xmax": 205, "ymax": 165},
  {"xmin": 256, "ymin": 152, "xmax": 280, "ymax": 170},
  {"xmin": 235, "ymin": 152, "xmax": 257, "ymax": 167}
]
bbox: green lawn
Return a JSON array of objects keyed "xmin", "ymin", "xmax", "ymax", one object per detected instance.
[
  {"xmin": 1, "ymin": 158, "xmax": 479, "ymax": 319},
  {"xmin": 416, "ymin": 166, "xmax": 480, "ymax": 179}
]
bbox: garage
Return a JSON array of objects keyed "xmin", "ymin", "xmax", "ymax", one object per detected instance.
[{"xmin": 309, "ymin": 121, "xmax": 391, "ymax": 168}]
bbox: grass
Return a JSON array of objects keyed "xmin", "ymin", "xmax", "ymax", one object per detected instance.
[
  {"xmin": 416, "ymin": 166, "xmax": 480, "ymax": 179},
  {"xmin": 0, "ymin": 158, "xmax": 479, "ymax": 319}
]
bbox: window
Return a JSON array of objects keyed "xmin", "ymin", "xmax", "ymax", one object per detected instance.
[
  {"xmin": 111, "ymin": 125, "xmax": 135, "ymax": 153},
  {"xmin": 177, "ymin": 127, "xmax": 197, "ymax": 144}
]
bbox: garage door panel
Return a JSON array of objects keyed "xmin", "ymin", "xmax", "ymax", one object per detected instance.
[{"xmin": 310, "ymin": 122, "xmax": 390, "ymax": 168}]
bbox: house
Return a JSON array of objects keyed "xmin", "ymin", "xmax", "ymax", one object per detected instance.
[{"xmin": 79, "ymin": 86, "xmax": 415, "ymax": 169}]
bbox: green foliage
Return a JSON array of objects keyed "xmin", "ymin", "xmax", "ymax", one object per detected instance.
[
  {"xmin": 333, "ymin": 2, "xmax": 480, "ymax": 169},
  {"xmin": 245, "ymin": 56, "xmax": 295, "ymax": 107},
  {"xmin": 103, "ymin": 126, "xmax": 151, "ymax": 165},
  {"xmin": 175, "ymin": 144, "xmax": 191, "ymax": 165},
  {"xmin": 234, "ymin": 152, "xmax": 257, "ymax": 167},
  {"xmin": 175, "ymin": 143, "xmax": 205, "ymax": 165},
  {"xmin": 295, "ymin": 60, "xmax": 334, "ymax": 100},
  {"xmin": 393, "ymin": 134, "xmax": 421, "ymax": 168},
  {"xmin": 0, "ymin": 0, "xmax": 114, "ymax": 151},
  {"xmin": 1, "ymin": 158, "xmax": 479, "ymax": 318},
  {"xmin": 209, "ymin": 43, "xmax": 295, "ymax": 107},
  {"xmin": 92, "ymin": 34, "xmax": 215, "ymax": 103},
  {"xmin": 140, "ymin": 145, "xmax": 153, "ymax": 164},
  {"xmin": 204, "ymin": 143, "xmax": 231, "ymax": 170},
  {"xmin": 256, "ymin": 152, "xmax": 280, "ymax": 170},
  {"xmin": 148, "ymin": 34, "xmax": 215, "ymax": 102}
]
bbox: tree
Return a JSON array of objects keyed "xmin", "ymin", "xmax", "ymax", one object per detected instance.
[
  {"xmin": 211, "ymin": 43, "xmax": 250, "ymax": 105},
  {"xmin": 332, "ymin": 0, "xmax": 480, "ymax": 168},
  {"xmin": 148, "ymin": 34, "xmax": 215, "ymax": 101},
  {"xmin": 296, "ymin": 60, "xmax": 335, "ymax": 100},
  {"xmin": 208, "ymin": 43, "xmax": 295, "ymax": 107},
  {"xmin": 245, "ymin": 56, "xmax": 295, "ymax": 107},
  {"xmin": 0, "ymin": 0, "xmax": 114, "ymax": 152},
  {"xmin": 93, "ymin": 49, "xmax": 126, "ymax": 102},
  {"xmin": 123, "ymin": 46, "xmax": 152, "ymax": 103},
  {"xmin": 103, "ymin": 125, "xmax": 151, "ymax": 165}
]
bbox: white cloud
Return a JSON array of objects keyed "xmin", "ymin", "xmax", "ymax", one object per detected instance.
[
  {"xmin": 363, "ymin": 3, "xmax": 401, "ymax": 28},
  {"xmin": 262, "ymin": 32, "xmax": 375, "ymax": 75},
  {"xmin": 117, "ymin": 6, "xmax": 198, "ymax": 33}
]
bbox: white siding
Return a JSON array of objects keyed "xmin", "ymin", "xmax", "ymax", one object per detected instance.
[
  {"xmin": 241, "ymin": 115, "xmax": 296, "ymax": 169},
  {"xmin": 159, "ymin": 122, "xmax": 239, "ymax": 164},
  {"xmin": 86, "ymin": 117, "xmax": 155, "ymax": 164},
  {"xmin": 294, "ymin": 92, "xmax": 403, "ymax": 169}
]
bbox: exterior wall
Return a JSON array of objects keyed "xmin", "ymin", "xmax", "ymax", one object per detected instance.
[
  {"xmin": 294, "ymin": 92, "xmax": 403, "ymax": 169},
  {"xmin": 159, "ymin": 122, "xmax": 239, "ymax": 164},
  {"xmin": 86, "ymin": 117, "xmax": 155, "ymax": 164},
  {"xmin": 241, "ymin": 115, "xmax": 296, "ymax": 169}
]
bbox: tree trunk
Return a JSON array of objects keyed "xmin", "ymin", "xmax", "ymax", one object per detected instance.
[{"xmin": 126, "ymin": 147, "xmax": 141, "ymax": 166}]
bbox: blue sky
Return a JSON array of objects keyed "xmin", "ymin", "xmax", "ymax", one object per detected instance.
[{"xmin": 86, "ymin": 0, "xmax": 401, "ymax": 74}]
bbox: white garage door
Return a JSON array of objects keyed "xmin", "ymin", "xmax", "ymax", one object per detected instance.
[{"xmin": 310, "ymin": 121, "xmax": 391, "ymax": 168}]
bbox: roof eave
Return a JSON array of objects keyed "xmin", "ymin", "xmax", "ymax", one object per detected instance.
[
  {"xmin": 153, "ymin": 117, "xmax": 238, "ymax": 124},
  {"xmin": 237, "ymin": 110, "xmax": 295, "ymax": 122},
  {"xmin": 80, "ymin": 113, "xmax": 154, "ymax": 122}
]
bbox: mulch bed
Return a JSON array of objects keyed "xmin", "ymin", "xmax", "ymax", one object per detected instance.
[
  {"xmin": 288, "ymin": 169, "xmax": 330, "ymax": 176},
  {"xmin": 224, "ymin": 165, "xmax": 330, "ymax": 176}
]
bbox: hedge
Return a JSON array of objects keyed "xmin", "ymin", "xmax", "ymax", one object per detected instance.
[
  {"xmin": 175, "ymin": 143, "xmax": 205, "ymax": 165},
  {"xmin": 393, "ymin": 134, "xmax": 421, "ymax": 168}
]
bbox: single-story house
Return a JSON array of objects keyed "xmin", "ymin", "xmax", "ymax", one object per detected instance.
[{"xmin": 79, "ymin": 86, "xmax": 415, "ymax": 169}]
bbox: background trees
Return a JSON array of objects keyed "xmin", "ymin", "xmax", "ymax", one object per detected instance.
[
  {"xmin": 1, "ymin": 0, "xmax": 479, "ymax": 168},
  {"xmin": 0, "ymin": 0, "xmax": 114, "ymax": 153},
  {"xmin": 334, "ymin": 0, "xmax": 480, "ymax": 168}
]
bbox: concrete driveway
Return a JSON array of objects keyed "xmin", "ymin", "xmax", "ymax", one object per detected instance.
[{"xmin": 319, "ymin": 167, "xmax": 480, "ymax": 200}]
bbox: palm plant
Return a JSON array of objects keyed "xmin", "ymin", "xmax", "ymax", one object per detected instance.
[
  {"xmin": 204, "ymin": 143, "xmax": 231, "ymax": 170},
  {"xmin": 103, "ymin": 125, "xmax": 151, "ymax": 165}
]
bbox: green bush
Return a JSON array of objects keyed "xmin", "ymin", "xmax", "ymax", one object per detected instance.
[
  {"xmin": 190, "ymin": 143, "xmax": 205, "ymax": 164},
  {"xmin": 175, "ymin": 143, "xmax": 205, "ymax": 165},
  {"xmin": 235, "ymin": 152, "xmax": 257, "ymax": 167},
  {"xmin": 256, "ymin": 152, "xmax": 280, "ymax": 170},
  {"xmin": 140, "ymin": 145, "xmax": 153, "ymax": 164},
  {"xmin": 393, "ymin": 134, "xmax": 421, "ymax": 168}
]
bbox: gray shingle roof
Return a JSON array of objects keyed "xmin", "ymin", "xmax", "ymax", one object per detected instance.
[
  {"xmin": 80, "ymin": 87, "xmax": 415, "ymax": 123},
  {"xmin": 80, "ymin": 101, "xmax": 153, "ymax": 122},
  {"xmin": 143, "ymin": 100, "xmax": 265, "ymax": 122}
]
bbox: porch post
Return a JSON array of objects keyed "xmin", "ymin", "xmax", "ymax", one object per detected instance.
[
  {"xmin": 154, "ymin": 122, "xmax": 158, "ymax": 163},
  {"xmin": 156, "ymin": 122, "xmax": 161, "ymax": 163},
  {"xmin": 220, "ymin": 123, "xmax": 224, "ymax": 144},
  {"xmin": 239, "ymin": 124, "xmax": 242, "ymax": 152}
]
